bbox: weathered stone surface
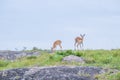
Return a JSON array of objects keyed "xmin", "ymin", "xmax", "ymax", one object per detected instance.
[
  {"xmin": 0, "ymin": 66, "xmax": 106, "ymax": 80},
  {"xmin": 62, "ymin": 55, "xmax": 85, "ymax": 64},
  {"xmin": 0, "ymin": 51, "xmax": 40, "ymax": 61}
]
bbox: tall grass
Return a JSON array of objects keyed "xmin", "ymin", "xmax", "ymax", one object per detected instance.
[{"xmin": 0, "ymin": 49, "xmax": 120, "ymax": 70}]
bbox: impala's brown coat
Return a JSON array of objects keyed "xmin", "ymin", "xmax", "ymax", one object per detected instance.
[
  {"xmin": 74, "ymin": 34, "xmax": 85, "ymax": 50},
  {"xmin": 51, "ymin": 40, "xmax": 62, "ymax": 52}
]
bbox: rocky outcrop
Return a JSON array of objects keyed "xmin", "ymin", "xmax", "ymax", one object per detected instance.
[
  {"xmin": 0, "ymin": 51, "xmax": 40, "ymax": 61},
  {"xmin": 62, "ymin": 55, "xmax": 85, "ymax": 64},
  {"xmin": 0, "ymin": 66, "xmax": 107, "ymax": 80}
]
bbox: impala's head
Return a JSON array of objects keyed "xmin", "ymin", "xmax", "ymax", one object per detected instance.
[{"xmin": 80, "ymin": 34, "xmax": 85, "ymax": 39}]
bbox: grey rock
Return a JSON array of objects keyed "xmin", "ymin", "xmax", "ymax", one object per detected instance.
[
  {"xmin": 0, "ymin": 66, "xmax": 107, "ymax": 80},
  {"xmin": 63, "ymin": 55, "xmax": 85, "ymax": 64},
  {"xmin": 0, "ymin": 51, "xmax": 40, "ymax": 61}
]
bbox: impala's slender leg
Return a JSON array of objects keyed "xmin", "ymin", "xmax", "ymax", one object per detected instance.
[
  {"xmin": 59, "ymin": 44, "xmax": 62, "ymax": 51},
  {"xmin": 77, "ymin": 43, "xmax": 80, "ymax": 50},
  {"xmin": 74, "ymin": 42, "xmax": 77, "ymax": 50},
  {"xmin": 51, "ymin": 46, "xmax": 55, "ymax": 53},
  {"xmin": 80, "ymin": 41, "xmax": 84, "ymax": 50},
  {"xmin": 81, "ymin": 41, "xmax": 83, "ymax": 47}
]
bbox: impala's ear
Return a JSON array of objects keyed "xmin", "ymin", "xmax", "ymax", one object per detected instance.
[
  {"xmin": 80, "ymin": 34, "xmax": 82, "ymax": 37},
  {"xmin": 83, "ymin": 34, "xmax": 85, "ymax": 37},
  {"xmin": 80, "ymin": 34, "xmax": 85, "ymax": 37}
]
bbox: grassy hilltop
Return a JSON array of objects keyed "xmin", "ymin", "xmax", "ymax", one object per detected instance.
[{"xmin": 0, "ymin": 49, "xmax": 120, "ymax": 80}]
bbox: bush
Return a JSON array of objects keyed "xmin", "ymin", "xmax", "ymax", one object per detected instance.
[
  {"xmin": 74, "ymin": 51, "xmax": 83, "ymax": 57},
  {"xmin": 27, "ymin": 56, "xmax": 37, "ymax": 59},
  {"xmin": 56, "ymin": 50, "xmax": 85, "ymax": 57},
  {"xmin": 51, "ymin": 54, "xmax": 63, "ymax": 61},
  {"xmin": 0, "ymin": 61, "xmax": 9, "ymax": 67},
  {"xmin": 101, "ymin": 57, "xmax": 112, "ymax": 64},
  {"xmin": 84, "ymin": 57, "xmax": 95, "ymax": 64},
  {"xmin": 66, "ymin": 50, "xmax": 73, "ymax": 55},
  {"xmin": 49, "ymin": 55, "xmax": 54, "ymax": 60},
  {"xmin": 113, "ymin": 51, "xmax": 120, "ymax": 57},
  {"xmin": 56, "ymin": 51, "xmax": 65, "ymax": 56},
  {"xmin": 32, "ymin": 47, "xmax": 39, "ymax": 50},
  {"xmin": 108, "ymin": 72, "xmax": 120, "ymax": 80}
]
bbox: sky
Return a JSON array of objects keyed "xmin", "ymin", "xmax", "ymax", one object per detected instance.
[{"xmin": 0, "ymin": 0, "xmax": 120, "ymax": 50}]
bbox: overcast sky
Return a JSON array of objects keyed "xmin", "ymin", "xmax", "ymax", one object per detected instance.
[{"xmin": 0, "ymin": 0, "xmax": 120, "ymax": 50}]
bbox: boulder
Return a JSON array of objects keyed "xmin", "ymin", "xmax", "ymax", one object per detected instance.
[
  {"xmin": 0, "ymin": 51, "xmax": 40, "ymax": 61},
  {"xmin": 62, "ymin": 55, "xmax": 85, "ymax": 64},
  {"xmin": 0, "ymin": 66, "xmax": 106, "ymax": 80}
]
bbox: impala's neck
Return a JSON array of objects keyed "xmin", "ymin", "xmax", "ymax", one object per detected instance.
[
  {"xmin": 51, "ymin": 45, "xmax": 56, "ymax": 52},
  {"xmin": 81, "ymin": 37, "xmax": 84, "ymax": 40}
]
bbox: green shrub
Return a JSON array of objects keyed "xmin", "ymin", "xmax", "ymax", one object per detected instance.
[
  {"xmin": 0, "ymin": 61, "xmax": 9, "ymax": 67},
  {"xmin": 50, "ymin": 54, "xmax": 63, "ymax": 61},
  {"xmin": 84, "ymin": 57, "xmax": 95, "ymax": 64},
  {"xmin": 56, "ymin": 50, "xmax": 73, "ymax": 57},
  {"xmin": 49, "ymin": 55, "xmax": 54, "ymax": 60},
  {"xmin": 74, "ymin": 51, "xmax": 83, "ymax": 57},
  {"xmin": 66, "ymin": 50, "xmax": 73, "ymax": 55},
  {"xmin": 101, "ymin": 57, "xmax": 112, "ymax": 64},
  {"xmin": 32, "ymin": 47, "xmax": 39, "ymax": 51},
  {"xmin": 113, "ymin": 51, "xmax": 120, "ymax": 57},
  {"xmin": 108, "ymin": 72, "xmax": 120, "ymax": 80},
  {"xmin": 27, "ymin": 56, "xmax": 37, "ymax": 59},
  {"xmin": 56, "ymin": 51, "xmax": 65, "ymax": 56}
]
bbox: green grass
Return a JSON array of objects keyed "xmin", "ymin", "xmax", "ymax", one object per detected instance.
[
  {"xmin": 94, "ymin": 71, "xmax": 120, "ymax": 80},
  {"xmin": 0, "ymin": 52, "xmax": 64, "ymax": 70},
  {"xmin": 55, "ymin": 49, "xmax": 120, "ymax": 69},
  {"xmin": 0, "ymin": 49, "xmax": 120, "ymax": 80},
  {"xmin": 0, "ymin": 49, "xmax": 120, "ymax": 70},
  {"xmin": 108, "ymin": 72, "xmax": 120, "ymax": 80}
]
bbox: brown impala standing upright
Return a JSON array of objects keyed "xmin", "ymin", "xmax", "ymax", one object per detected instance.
[
  {"xmin": 51, "ymin": 40, "xmax": 62, "ymax": 52},
  {"xmin": 74, "ymin": 34, "xmax": 85, "ymax": 50}
]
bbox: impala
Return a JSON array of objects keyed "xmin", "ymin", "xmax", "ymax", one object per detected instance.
[
  {"xmin": 51, "ymin": 40, "xmax": 62, "ymax": 52},
  {"xmin": 74, "ymin": 34, "xmax": 85, "ymax": 50}
]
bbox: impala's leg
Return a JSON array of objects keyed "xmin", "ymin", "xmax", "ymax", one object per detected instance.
[
  {"xmin": 80, "ymin": 43, "xmax": 82, "ymax": 50},
  {"xmin": 81, "ymin": 41, "xmax": 83, "ymax": 47},
  {"xmin": 74, "ymin": 42, "xmax": 77, "ymax": 50},
  {"xmin": 59, "ymin": 44, "xmax": 62, "ymax": 51},
  {"xmin": 77, "ymin": 43, "xmax": 80, "ymax": 50},
  {"xmin": 52, "ymin": 45, "xmax": 56, "ymax": 53},
  {"xmin": 80, "ymin": 42, "xmax": 84, "ymax": 50}
]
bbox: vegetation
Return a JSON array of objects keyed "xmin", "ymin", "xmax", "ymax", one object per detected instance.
[{"xmin": 0, "ymin": 49, "xmax": 120, "ymax": 80}]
